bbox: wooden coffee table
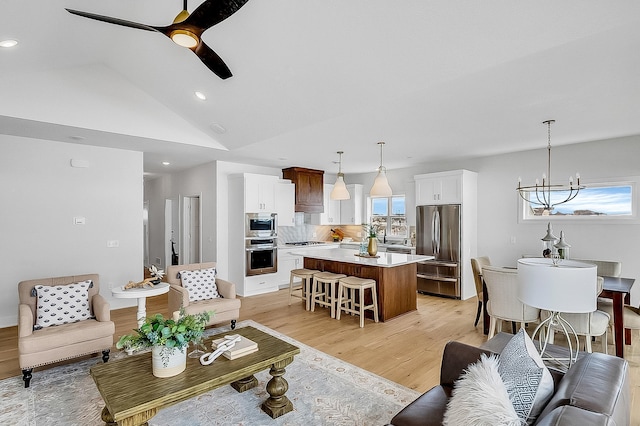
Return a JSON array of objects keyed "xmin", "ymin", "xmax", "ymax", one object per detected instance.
[{"xmin": 90, "ymin": 326, "xmax": 300, "ymax": 425}]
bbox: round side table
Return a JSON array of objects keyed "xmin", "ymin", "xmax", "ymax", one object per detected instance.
[{"xmin": 111, "ymin": 283, "xmax": 170, "ymax": 327}]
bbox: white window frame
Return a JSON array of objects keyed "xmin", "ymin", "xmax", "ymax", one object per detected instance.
[
  {"xmin": 367, "ymin": 195, "xmax": 408, "ymax": 240},
  {"xmin": 518, "ymin": 176, "xmax": 639, "ymax": 224}
]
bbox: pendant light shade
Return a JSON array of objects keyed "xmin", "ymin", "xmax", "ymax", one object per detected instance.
[
  {"xmin": 370, "ymin": 142, "xmax": 392, "ymax": 197},
  {"xmin": 330, "ymin": 151, "xmax": 351, "ymax": 200}
]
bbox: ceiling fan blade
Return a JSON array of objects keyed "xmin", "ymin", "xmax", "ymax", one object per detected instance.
[
  {"xmin": 193, "ymin": 41, "xmax": 233, "ymax": 79},
  {"xmin": 66, "ymin": 8, "xmax": 158, "ymax": 33},
  {"xmin": 185, "ymin": 0, "xmax": 250, "ymax": 30}
]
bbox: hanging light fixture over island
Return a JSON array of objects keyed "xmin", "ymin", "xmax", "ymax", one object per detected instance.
[
  {"xmin": 330, "ymin": 151, "xmax": 350, "ymax": 200},
  {"xmin": 370, "ymin": 142, "xmax": 393, "ymax": 197}
]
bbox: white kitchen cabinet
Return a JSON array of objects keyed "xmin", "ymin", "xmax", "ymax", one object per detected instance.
[
  {"xmin": 340, "ymin": 184, "xmax": 363, "ymax": 225},
  {"xmin": 275, "ymin": 180, "xmax": 295, "ymax": 226},
  {"xmin": 244, "ymin": 174, "xmax": 278, "ymax": 212},
  {"xmin": 415, "ymin": 171, "xmax": 462, "ymax": 205},
  {"xmin": 309, "ymin": 184, "xmax": 341, "ymax": 225}
]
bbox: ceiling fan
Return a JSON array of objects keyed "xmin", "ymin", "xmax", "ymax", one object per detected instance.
[{"xmin": 66, "ymin": 0, "xmax": 249, "ymax": 79}]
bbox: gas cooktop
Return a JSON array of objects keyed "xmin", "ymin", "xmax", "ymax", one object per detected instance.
[{"xmin": 285, "ymin": 241, "xmax": 326, "ymax": 246}]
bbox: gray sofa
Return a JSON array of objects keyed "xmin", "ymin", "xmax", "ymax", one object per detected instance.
[{"xmin": 388, "ymin": 332, "xmax": 630, "ymax": 425}]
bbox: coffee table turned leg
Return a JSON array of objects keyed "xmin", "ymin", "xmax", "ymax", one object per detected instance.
[
  {"xmin": 230, "ymin": 375, "xmax": 258, "ymax": 392},
  {"xmin": 101, "ymin": 405, "xmax": 156, "ymax": 426},
  {"xmin": 261, "ymin": 356, "xmax": 294, "ymax": 419}
]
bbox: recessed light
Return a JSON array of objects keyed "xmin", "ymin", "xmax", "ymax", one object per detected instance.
[
  {"xmin": 0, "ymin": 39, "xmax": 18, "ymax": 48},
  {"xmin": 162, "ymin": 161, "xmax": 171, "ymax": 166},
  {"xmin": 194, "ymin": 91, "xmax": 206, "ymax": 100}
]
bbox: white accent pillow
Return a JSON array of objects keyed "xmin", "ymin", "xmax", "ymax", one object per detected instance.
[
  {"xmin": 180, "ymin": 268, "xmax": 220, "ymax": 302},
  {"xmin": 498, "ymin": 329, "xmax": 554, "ymax": 425},
  {"xmin": 34, "ymin": 280, "xmax": 94, "ymax": 329},
  {"xmin": 443, "ymin": 353, "xmax": 521, "ymax": 426}
]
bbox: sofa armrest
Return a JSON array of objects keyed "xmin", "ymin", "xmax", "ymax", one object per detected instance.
[
  {"xmin": 18, "ymin": 304, "xmax": 33, "ymax": 338},
  {"xmin": 440, "ymin": 341, "xmax": 493, "ymax": 387},
  {"xmin": 216, "ymin": 278, "xmax": 236, "ymax": 299},
  {"xmin": 538, "ymin": 352, "xmax": 629, "ymax": 425},
  {"xmin": 92, "ymin": 294, "xmax": 111, "ymax": 322},
  {"xmin": 168, "ymin": 284, "xmax": 190, "ymax": 316}
]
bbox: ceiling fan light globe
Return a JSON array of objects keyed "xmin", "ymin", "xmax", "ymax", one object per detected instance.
[{"xmin": 171, "ymin": 30, "xmax": 199, "ymax": 48}]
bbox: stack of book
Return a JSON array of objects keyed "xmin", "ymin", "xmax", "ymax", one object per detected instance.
[{"xmin": 211, "ymin": 335, "xmax": 258, "ymax": 360}]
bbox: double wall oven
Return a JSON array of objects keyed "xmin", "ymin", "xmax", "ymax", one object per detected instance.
[{"xmin": 245, "ymin": 213, "xmax": 278, "ymax": 276}]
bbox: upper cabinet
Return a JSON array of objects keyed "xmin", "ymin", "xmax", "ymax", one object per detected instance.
[
  {"xmin": 275, "ymin": 180, "xmax": 296, "ymax": 226},
  {"xmin": 415, "ymin": 171, "xmax": 464, "ymax": 205},
  {"xmin": 310, "ymin": 184, "xmax": 340, "ymax": 225},
  {"xmin": 340, "ymin": 184, "xmax": 364, "ymax": 225},
  {"xmin": 244, "ymin": 174, "xmax": 278, "ymax": 213},
  {"xmin": 282, "ymin": 167, "xmax": 324, "ymax": 213}
]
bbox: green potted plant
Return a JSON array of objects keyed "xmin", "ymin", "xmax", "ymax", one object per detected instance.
[{"xmin": 116, "ymin": 309, "xmax": 211, "ymax": 377}]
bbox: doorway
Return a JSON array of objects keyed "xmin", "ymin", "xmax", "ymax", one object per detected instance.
[{"xmin": 182, "ymin": 195, "xmax": 201, "ymax": 264}]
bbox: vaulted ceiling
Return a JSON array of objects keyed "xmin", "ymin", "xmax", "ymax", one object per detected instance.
[{"xmin": 2, "ymin": 1, "xmax": 640, "ymax": 177}]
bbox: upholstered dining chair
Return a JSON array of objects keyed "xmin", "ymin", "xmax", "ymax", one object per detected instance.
[
  {"xmin": 167, "ymin": 262, "xmax": 241, "ymax": 330},
  {"xmin": 482, "ymin": 265, "xmax": 540, "ymax": 339},
  {"xmin": 541, "ymin": 276, "xmax": 610, "ymax": 354},
  {"xmin": 18, "ymin": 274, "xmax": 115, "ymax": 388},
  {"xmin": 470, "ymin": 256, "xmax": 491, "ymax": 327}
]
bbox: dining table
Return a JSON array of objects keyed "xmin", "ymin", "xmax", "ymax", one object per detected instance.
[
  {"xmin": 482, "ymin": 272, "xmax": 635, "ymax": 358},
  {"xmin": 599, "ymin": 275, "xmax": 635, "ymax": 358}
]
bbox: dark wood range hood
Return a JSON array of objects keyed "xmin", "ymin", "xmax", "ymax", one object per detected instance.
[{"xmin": 282, "ymin": 167, "xmax": 324, "ymax": 213}]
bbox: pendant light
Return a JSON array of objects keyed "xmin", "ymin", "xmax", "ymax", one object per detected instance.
[
  {"xmin": 370, "ymin": 142, "xmax": 393, "ymax": 197},
  {"xmin": 330, "ymin": 151, "xmax": 351, "ymax": 200},
  {"xmin": 517, "ymin": 120, "xmax": 585, "ymax": 214}
]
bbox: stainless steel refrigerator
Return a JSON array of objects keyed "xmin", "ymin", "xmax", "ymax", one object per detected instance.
[{"xmin": 416, "ymin": 204, "xmax": 461, "ymax": 298}]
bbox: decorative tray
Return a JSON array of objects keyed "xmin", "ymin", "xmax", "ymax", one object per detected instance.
[{"xmin": 354, "ymin": 253, "xmax": 380, "ymax": 258}]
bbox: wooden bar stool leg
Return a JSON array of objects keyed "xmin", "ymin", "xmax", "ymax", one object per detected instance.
[
  {"xmin": 288, "ymin": 273, "xmax": 295, "ymax": 306},
  {"xmin": 359, "ymin": 287, "xmax": 365, "ymax": 328},
  {"xmin": 371, "ymin": 286, "xmax": 379, "ymax": 323},
  {"xmin": 336, "ymin": 283, "xmax": 344, "ymax": 320}
]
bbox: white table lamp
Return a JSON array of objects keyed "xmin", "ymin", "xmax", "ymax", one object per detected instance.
[{"xmin": 517, "ymin": 258, "xmax": 597, "ymax": 368}]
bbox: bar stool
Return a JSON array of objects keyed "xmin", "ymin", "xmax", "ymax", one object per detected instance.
[
  {"xmin": 311, "ymin": 272, "xmax": 347, "ymax": 318},
  {"xmin": 336, "ymin": 276, "xmax": 379, "ymax": 328},
  {"xmin": 289, "ymin": 269, "xmax": 319, "ymax": 310}
]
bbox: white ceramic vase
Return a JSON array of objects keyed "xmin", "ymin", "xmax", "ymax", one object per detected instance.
[{"xmin": 151, "ymin": 345, "xmax": 187, "ymax": 378}]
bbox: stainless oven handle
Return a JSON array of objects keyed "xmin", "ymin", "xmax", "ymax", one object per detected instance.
[{"xmin": 246, "ymin": 247, "xmax": 277, "ymax": 252}]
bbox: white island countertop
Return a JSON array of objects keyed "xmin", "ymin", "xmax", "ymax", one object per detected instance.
[{"xmin": 290, "ymin": 248, "xmax": 433, "ymax": 267}]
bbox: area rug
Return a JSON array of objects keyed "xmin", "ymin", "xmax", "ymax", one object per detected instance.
[{"xmin": 0, "ymin": 320, "xmax": 419, "ymax": 425}]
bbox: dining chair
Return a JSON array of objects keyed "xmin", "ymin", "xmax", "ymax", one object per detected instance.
[
  {"xmin": 541, "ymin": 276, "xmax": 610, "ymax": 354},
  {"xmin": 482, "ymin": 265, "xmax": 540, "ymax": 339},
  {"xmin": 470, "ymin": 256, "xmax": 491, "ymax": 327},
  {"xmin": 574, "ymin": 259, "xmax": 623, "ymax": 339}
]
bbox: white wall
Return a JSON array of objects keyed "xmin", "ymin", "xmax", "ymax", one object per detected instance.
[
  {"xmin": 144, "ymin": 161, "xmax": 281, "ymax": 282},
  {"xmin": 348, "ymin": 135, "xmax": 640, "ymax": 306},
  {"xmin": 0, "ymin": 136, "xmax": 143, "ymax": 327}
]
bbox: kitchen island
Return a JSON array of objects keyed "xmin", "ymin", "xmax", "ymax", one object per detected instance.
[{"xmin": 297, "ymin": 248, "xmax": 433, "ymax": 321}]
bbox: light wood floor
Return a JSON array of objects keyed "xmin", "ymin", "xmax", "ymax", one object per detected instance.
[{"xmin": 2, "ymin": 290, "xmax": 638, "ymax": 423}]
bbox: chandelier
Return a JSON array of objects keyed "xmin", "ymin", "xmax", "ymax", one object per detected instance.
[{"xmin": 516, "ymin": 120, "xmax": 584, "ymax": 214}]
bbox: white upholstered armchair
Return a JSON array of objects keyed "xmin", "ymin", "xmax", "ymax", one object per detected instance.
[
  {"xmin": 18, "ymin": 274, "xmax": 115, "ymax": 388},
  {"xmin": 167, "ymin": 262, "xmax": 241, "ymax": 329},
  {"xmin": 482, "ymin": 265, "xmax": 540, "ymax": 339}
]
